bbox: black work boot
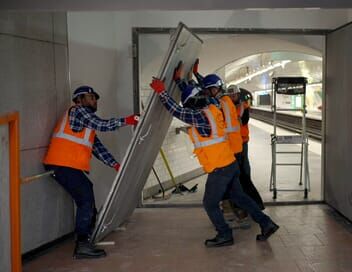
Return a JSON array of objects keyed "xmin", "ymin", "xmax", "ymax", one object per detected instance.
[
  {"xmin": 205, "ymin": 234, "xmax": 234, "ymax": 248},
  {"xmin": 73, "ymin": 240, "xmax": 107, "ymax": 259},
  {"xmin": 256, "ymin": 221, "xmax": 280, "ymax": 241}
]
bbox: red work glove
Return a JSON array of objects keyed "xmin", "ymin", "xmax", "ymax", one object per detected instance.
[
  {"xmin": 150, "ymin": 78, "xmax": 165, "ymax": 94},
  {"xmin": 113, "ymin": 163, "xmax": 120, "ymax": 172},
  {"xmin": 193, "ymin": 58, "xmax": 199, "ymax": 74},
  {"xmin": 173, "ymin": 61, "xmax": 184, "ymax": 82},
  {"xmin": 125, "ymin": 114, "xmax": 139, "ymax": 126}
]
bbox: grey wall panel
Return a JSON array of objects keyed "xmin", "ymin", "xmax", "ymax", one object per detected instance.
[
  {"xmin": 0, "ymin": 35, "xmax": 56, "ymax": 150},
  {"xmin": 0, "ymin": 12, "xmax": 53, "ymax": 42},
  {"xmin": 92, "ymin": 23, "xmax": 202, "ymax": 242},
  {"xmin": 54, "ymin": 44, "xmax": 71, "ymax": 118},
  {"xmin": 21, "ymin": 179, "xmax": 74, "ymax": 252},
  {"xmin": 53, "ymin": 12, "xmax": 68, "ymax": 45},
  {"xmin": 0, "ymin": 126, "xmax": 11, "ymax": 272},
  {"xmin": 21, "ymin": 148, "xmax": 47, "ymax": 177},
  {"xmin": 325, "ymin": 23, "xmax": 352, "ymax": 221},
  {"xmin": 21, "ymin": 149, "xmax": 74, "ymax": 252},
  {"xmin": 0, "ymin": 12, "xmax": 72, "ymax": 253}
]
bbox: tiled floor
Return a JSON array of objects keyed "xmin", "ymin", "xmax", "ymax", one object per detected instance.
[
  {"xmin": 23, "ymin": 205, "xmax": 352, "ymax": 272},
  {"xmin": 144, "ymin": 119, "xmax": 322, "ymax": 206}
]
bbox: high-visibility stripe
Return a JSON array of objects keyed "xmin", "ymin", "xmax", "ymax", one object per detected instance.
[
  {"xmin": 225, "ymin": 126, "xmax": 240, "ymax": 133},
  {"xmin": 191, "ymin": 107, "xmax": 227, "ymax": 148},
  {"xmin": 52, "ymin": 111, "xmax": 93, "ymax": 148},
  {"xmin": 221, "ymin": 100, "xmax": 240, "ymax": 133},
  {"xmin": 203, "ymin": 108, "xmax": 218, "ymax": 137},
  {"xmin": 191, "ymin": 128, "xmax": 226, "ymax": 148}
]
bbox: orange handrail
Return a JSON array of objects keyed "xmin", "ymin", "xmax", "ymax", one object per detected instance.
[{"xmin": 0, "ymin": 112, "xmax": 21, "ymax": 272}]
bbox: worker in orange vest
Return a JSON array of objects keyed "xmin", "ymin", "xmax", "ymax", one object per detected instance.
[
  {"xmin": 227, "ymin": 85, "xmax": 264, "ymax": 210},
  {"xmin": 43, "ymin": 85, "xmax": 138, "ymax": 259},
  {"xmin": 236, "ymin": 87, "xmax": 253, "ymax": 179},
  {"xmin": 192, "ymin": 59, "xmax": 264, "ymax": 212},
  {"xmin": 150, "ymin": 75, "xmax": 279, "ymax": 248}
]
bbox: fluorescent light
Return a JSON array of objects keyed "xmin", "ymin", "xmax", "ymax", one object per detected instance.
[{"xmin": 227, "ymin": 60, "xmax": 291, "ymax": 85}]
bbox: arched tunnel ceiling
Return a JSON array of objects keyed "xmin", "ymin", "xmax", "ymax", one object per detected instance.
[
  {"xmin": 197, "ymin": 34, "xmax": 322, "ymax": 73},
  {"xmin": 140, "ymin": 33, "xmax": 323, "ymax": 92},
  {"xmin": 223, "ymin": 52, "xmax": 322, "ymax": 91}
]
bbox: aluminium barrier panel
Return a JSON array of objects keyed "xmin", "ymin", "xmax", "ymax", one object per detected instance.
[{"xmin": 92, "ymin": 22, "xmax": 203, "ymax": 242}]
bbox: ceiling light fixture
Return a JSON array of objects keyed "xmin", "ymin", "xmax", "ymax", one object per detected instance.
[{"xmin": 227, "ymin": 60, "xmax": 291, "ymax": 85}]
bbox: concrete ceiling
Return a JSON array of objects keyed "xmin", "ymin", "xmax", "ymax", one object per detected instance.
[{"xmin": 1, "ymin": 0, "xmax": 352, "ymax": 10}]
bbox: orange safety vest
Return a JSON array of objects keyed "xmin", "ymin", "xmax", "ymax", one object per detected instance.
[
  {"xmin": 43, "ymin": 107, "xmax": 96, "ymax": 171},
  {"xmin": 237, "ymin": 101, "xmax": 250, "ymax": 143},
  {"xmin": 220, "ymin": 96, "xmax": 243, "ymax": 154},
  {"xmin": 188, "ymin": 104, "xmax": 235, "ymax": 173}
]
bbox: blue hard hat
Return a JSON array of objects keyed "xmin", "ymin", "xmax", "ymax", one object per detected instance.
[
  {"xmin": 72, "ymin": 85, "xmax": 100, "ymax": 102},
  {"xmin": 203, "ymin": 74, "xmax": 224, "ymax": 89},
  {"xmin": 181, "ymin": 85, "xmax": 202, "ymax": 105}
]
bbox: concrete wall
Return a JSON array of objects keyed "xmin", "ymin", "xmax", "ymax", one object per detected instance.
[
  {"xmin": 325, "ymin": 22, "xmax": 352, "ymax": 221},
  {"xmin": 68, "ymin": 9, "xmax": 351, "ymax": 202},
  {"xmin": 0, "ymin": 12, "xmax": 73, "ymax": 253},
  {"xmin": 0, "ymin": 126, "xmax": 11, "ymax": 272}
]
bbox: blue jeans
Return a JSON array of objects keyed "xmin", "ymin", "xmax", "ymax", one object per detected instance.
[
  {"xmin": 45, "ymin": 165, "xmax": 97, "ymax": 240},
  {"xmin": 203, "ymin": 161, "xmax": 270, "ymax": 238}
]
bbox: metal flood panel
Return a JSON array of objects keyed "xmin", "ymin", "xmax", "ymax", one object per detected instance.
[
  {"xmin": 325, "ymin": 23, "xmax": 352, "ymax": 221},
  {"xmin": 0, "ymin": 126, "xmax": 11, "ymax": 272},
  {"xmin": 92, "ymin": 23, "xmax": 202, "ymax": 242}
]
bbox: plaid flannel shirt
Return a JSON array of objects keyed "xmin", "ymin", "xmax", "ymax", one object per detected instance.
[
  {"xmin": 69, "ymin": 105, "xmax": 126, "ymax": 167},
  {"xmin": 158, "ymin": 91, "xmax": 211, "ymax": 137}
]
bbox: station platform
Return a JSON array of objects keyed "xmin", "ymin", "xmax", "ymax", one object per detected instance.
[
  {"xmin": 251, "ymin": 106, "xmax": 322, "ymax": 120},
  {"xmin": 144, "ymin": 118, "xmax": 322, "ymax": 206}
]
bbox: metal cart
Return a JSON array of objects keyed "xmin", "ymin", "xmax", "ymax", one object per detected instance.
[{"xmin": 270, "ymin": 77, "xmax": 310, "ymax": 199}]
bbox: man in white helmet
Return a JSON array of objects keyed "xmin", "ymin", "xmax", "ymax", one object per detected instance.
[{"xmin": 226, "ymin": 85, "xmax": 264, "ymax": 210}]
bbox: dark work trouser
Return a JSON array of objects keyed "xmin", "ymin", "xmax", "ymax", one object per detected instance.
[
  {"xmin": 203, "ymin": 161, "xmax": 270, "ymax": 238},
  {"xmin": 44, "ymin": 165, "xmax": 97, "ymax": 240},
  {"xmin": 234, "ymin": 146, "xmax": 265, "ymax": 210},
  {"xmin": 223, "ymin": 151, "xmax": 265, "ymax": 210},
  {"xmin": 241, "ymin": 142, "xmax": 251, "ymax": 178}
]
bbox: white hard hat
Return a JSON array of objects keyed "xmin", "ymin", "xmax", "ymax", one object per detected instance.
[{"xmin": 226, "ymin": 84, "xmax": 240, "ymax": 94}]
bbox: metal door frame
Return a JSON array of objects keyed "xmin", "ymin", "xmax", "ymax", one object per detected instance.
[{"xmin": 132, "ymin": 26, "xmax": 334, "ymax": 203}]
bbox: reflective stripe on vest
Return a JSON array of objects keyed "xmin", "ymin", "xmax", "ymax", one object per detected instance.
[
  {"xmin": 221, "ymin": 100, "xmax": 240, "ymax": 133},
  {"xmin": 191, "ymin": 108, "xmax": 226, "ymax": 148},
  {"xmin": 52, "ymin": 111, "xmax": 93, "ymax": 148}
]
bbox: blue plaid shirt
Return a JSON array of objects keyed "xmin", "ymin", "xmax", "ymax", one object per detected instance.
[
  {"xmin": 69, "ymin": 105, "xmax": 126, "ymax": 167},
  {"xmin": 158, "ymin": 91, "xmax": 211, "ymax": 137}
]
